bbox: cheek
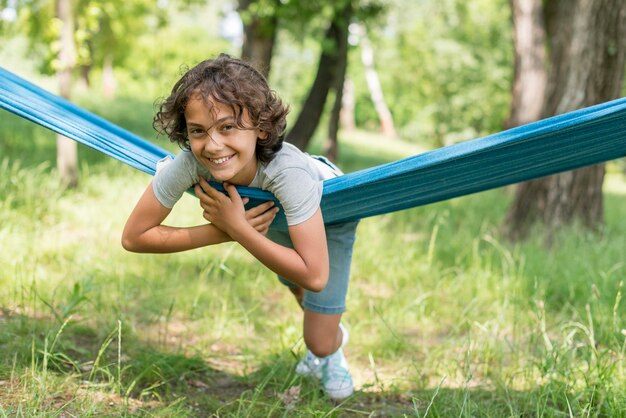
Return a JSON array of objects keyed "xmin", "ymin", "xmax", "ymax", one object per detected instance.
[{"xmin": 190, "ymin": 142, "xmax": 203, "ymax": 157}]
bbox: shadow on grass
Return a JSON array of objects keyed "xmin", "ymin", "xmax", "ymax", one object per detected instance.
[
  {"xmin": 1, "ymin": 287, "xmax": 620, "ymax": 417},
  {"xmin": 0, "ymin": 308, "xmax": 255, "ymax": 416},
  {"xmin": 227, "ymin": 357, "xmax": 586, "ymax": 417},
  {"xmin": 0, "ymin": 308, "xmax": 525, "ymax": 416}
]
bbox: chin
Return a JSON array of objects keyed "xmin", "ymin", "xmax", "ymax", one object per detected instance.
[{"xmin": 210, "ymin": 173, "xmax": 233, "ymax": 183}]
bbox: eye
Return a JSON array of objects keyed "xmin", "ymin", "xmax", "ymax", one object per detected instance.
[
  {"xmin": 221, "ymin": 124, "xmax": 235, "ymax": 132},
  {"xmin": 188, "ymin": 128, "xmax": 205, "ymax": 138}
]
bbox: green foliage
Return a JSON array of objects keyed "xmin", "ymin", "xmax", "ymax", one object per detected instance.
[
  {"xmin": 73, "ymin": 0, "xmax": 167, "ymax": 69},
  {"xmin": 350, "ymin": 0, "xmax": 512, "ymax": 147},
  {"xmin": 110, "ymin": 25, "xmax": 235, "ymax": 100},
  {"xmin": 4, "ymin": 0, "xmax": 512, "ymax": 150},
  {"xmin": 13, "ymin": 0, "xmax": 166, "ymax": 77},
  {"xmin": 16, "ymin": 0, "xmax": 57, "ymax": 74}
]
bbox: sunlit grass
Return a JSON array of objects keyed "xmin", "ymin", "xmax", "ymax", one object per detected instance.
[{"xmin": 1, "ymin": 102, "xmax": 625, "ymax": 415}]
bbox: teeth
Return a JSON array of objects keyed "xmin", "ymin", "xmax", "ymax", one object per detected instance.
[{"xmin": 210, "ymin": 155, "xmax": 232, "ymax": 164}]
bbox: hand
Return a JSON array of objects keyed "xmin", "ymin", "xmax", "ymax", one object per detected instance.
[
  {"xmin": 243, "ymin": 199, "xmax": 279, "ymax": 236},
  {"xmin": 194, "ymin": 178, "xmax": 277, "ymax": 237},
  {"xmin": 195, "ymin": 178, "xmax": 246, "ymax": 235}
]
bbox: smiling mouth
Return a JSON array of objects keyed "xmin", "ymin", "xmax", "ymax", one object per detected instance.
[{"xmin": 209, "ymin": 154, "xmax": 234, "ymax": 165}]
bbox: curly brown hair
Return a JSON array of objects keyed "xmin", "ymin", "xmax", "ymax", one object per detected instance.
[{"xmin": 153, "ymin": 54, "xmax": 289, "ymax": 163}]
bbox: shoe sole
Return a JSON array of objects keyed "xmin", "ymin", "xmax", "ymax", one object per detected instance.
[{"xmin": 326, "ymin": 386, "xmax": 354, "ymax": 400}]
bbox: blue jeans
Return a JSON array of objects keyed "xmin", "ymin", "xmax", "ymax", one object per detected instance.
[{"xmin": 266, "ymin": 221, "xmax": 358, "ymax": 314}]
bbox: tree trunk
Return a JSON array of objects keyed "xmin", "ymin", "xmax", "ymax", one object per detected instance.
[
  {"xmin": 505, "ymin": 0, "xmax": 626, "ymax": 241},
  {"xmin": 287, "ymin": 3, "xmax": 351, "ymax": 151},
  {"xmin": 340, "ymin": 78, "xmax": 356, "ymax": 131},
  {"xmin": 503, "ymin": 0, "xmax": 547, "ymax": 130},
  {"xmin": 77, "ymin": 39, "xmax": 93, "ymax": 90},
  {"xmin": 56, "ymin": 0, "xmax": 78, "ymax": 188},
  {"xmin": 238, "ymin": 0, "xmax": 278, "ymax": 78},
  {"xmin": 359, "ymin": 27, "xmax": 396, "ymax": 138},
  {"xmin": 361, "ymin": 28, "xmax": 396, "ymax": 138},
  {"xmin": 323, "ymin": 4, "xmax": 351, "ymax": 162},
  {"xmin": 78, "ymin": 64, "xmax": 91, "ymax": 89},
  {"xmin": 323, "ymin": 82, "xmax": 343, "ymax": 162},
  {"xmin": 503, "ymin": 0, "xmax": 548, "ymax": 239},
  {"xmin": 102, "ymin": 52, "xmax": 117, "ymax": 98}
]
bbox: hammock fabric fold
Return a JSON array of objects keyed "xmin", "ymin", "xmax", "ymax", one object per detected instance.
[{"xmin": 1, "ymin": 66, "xmax": 625, "ymax": 230}]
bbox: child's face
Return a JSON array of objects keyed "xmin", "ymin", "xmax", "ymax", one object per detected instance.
[{"xmin": 185, "ymin": 96, "xmax": 265, "ymax": 185}]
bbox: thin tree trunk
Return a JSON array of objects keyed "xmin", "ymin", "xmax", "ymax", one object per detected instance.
[
  {"xmin": 102, "ymin": 52, "xmax": 117, "ymax": 98},
  {"xmin": 56, "ymin": 0, "xmax": 78, "ymax": 188},
  {"xmin": 359, "ymin": 25, "xmax": 396, "ymax": 138},
  {"xmin": 505, "ymin": 0, "xmax": 626, "ymax": 241},
  {"xmin": 340, "ymin": 78, "xmax": 356, "ymax": 131},
  {"xmin": 77, "ymin": 39, "xmax": 93, "ymax": 90},
  {"xmin": 324, "ymin": 84, "xmax": 343, "ymax": 162},
  {"xmin": 238, "ymin": 0, "xmax": 278, "ymax": 78},
  {"xmin": 78, "ymin": 64, "xmax": 91, "ymax": 89},
  {"xmin": 287, "ymin": 3, "xmax": 351, "ymax": 151},
  {"xmin": 324, "ymin": 5, "xmax": 351, "ymax": 162}
]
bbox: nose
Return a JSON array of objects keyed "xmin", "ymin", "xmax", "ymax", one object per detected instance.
[{"xmin": 203, "ymin": 133, "xmax": 224, "ymax": 152}]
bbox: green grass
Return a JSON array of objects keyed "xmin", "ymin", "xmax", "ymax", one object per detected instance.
[{"xmin": 1, "ymin": 99, "xmax": 626, "ymax": 417}]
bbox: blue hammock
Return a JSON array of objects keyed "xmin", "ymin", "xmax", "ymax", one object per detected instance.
[{"xmin": 1, "ymin": 66, "xmax": 625, "ymax": 230}]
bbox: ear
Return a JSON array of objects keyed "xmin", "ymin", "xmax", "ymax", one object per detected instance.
[{"xmin": 258, "ymin": 130, "xmax": 269, "ymax": 140}]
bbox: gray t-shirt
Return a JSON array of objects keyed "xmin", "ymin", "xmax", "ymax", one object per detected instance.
[{"xmin": 152, "ymin": 142, "xmax": 341, "ymax": 226}]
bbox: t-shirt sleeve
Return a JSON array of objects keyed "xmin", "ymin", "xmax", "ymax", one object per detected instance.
[
  {"xmin": 152, "ymin": 151, "xmax": 199, "ymax": 208},
  {"xmin": 268, "ymin": 167, "xmax": 323, "ymax": 226}
]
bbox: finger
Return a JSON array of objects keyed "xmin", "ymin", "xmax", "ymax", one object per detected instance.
[
  {"xmin": 254, "ymin": 207, "xmax": 278, "ymax": 228},
  {"xmin": 199, "ymin": 177, "xmax": 222, "ymax": 199},
  {"xmin": 197, "ymin": 177, "xmax": 210, "ymax": 193},
  {"xmin": 200, "ymin": 201, "xmax": 211, "ymax": 212},
  {"xmin": 245, "ymin": 201, "xmax": 276, "ymax": 218},
  {"xmin": 247, "ymin": 206, "xmax": 275, "ymax": 226},
  {"xmin": 195, "ymin": 182, "xmax": 216, "ymax": 204},
  {"xmin": 223, "ymin": 182, "xmax": 242, "ymax": 204},
  {"xmin": 194, "ymin": 183, "xmax": 205, "ymax": 197},
  {"xmin": 196, "ymin": 186, "xmax": 215, "ymax": 207},
  {"xmin": 257, "ymin": 200, "xmax": 276, "ymax": 211},
  {"xmin": 242, "ymin": 197, "xmax": 250, "ymax": 205}
]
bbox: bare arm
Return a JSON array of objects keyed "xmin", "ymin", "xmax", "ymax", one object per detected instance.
[
  {"xmin": 122, "ymin": 181, "xmax": 277, "ymax": 253},
  {"xmin": 196, "ymin": 179, "xmax": 330, "ymax": 292}
]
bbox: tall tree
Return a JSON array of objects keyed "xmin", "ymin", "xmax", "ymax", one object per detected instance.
[
  {"xmin": 323, "ymin": 3, "xmax": 353, "ymax": 161},
  {"xmin": 55, "ymin": 0, "xmax": 79, "ymax": 187},
  {"xmin": 286, "ymin": 0, "xmax": 353, "ymax": 151},
  {"xmin": 238, "ymin": 0, "xmax": 279, "ymax": 77},
  {"xmin": 505, "ymin": 0, "xmax": 626, "ymax": 241},
  {"xmin": 357, "ymin": 24, "xmax": 396, "ymax": 138},
  {"xmin": 17, "ymin": 0, "xmax": 163, "ymax": 186},
  {"xmin": 503, "ymin": 0, "xmax": 546, "ymax": 130},
  {"xmin": 339, "ymin": 78, "xmax": 356, "ymax": 132}
]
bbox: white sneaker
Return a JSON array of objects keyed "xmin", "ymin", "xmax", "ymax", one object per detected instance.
[
  {"xmin": 321, "ymin": 347, "xmax": 354, "ymax": 400},
  {"xmin": 295, "ymin": 324, "xmax": 353, "ymax": 400},
  {"xmin": 339, "ymin": 323, "xmax": 349, "ymax": 348},
  {"xmin": 295, "ymin": 350, "xmax": 324, "ymax": 379},
  {"xmin": 295, "ymin": 323, "xmax": 349, "ymax": 379}
]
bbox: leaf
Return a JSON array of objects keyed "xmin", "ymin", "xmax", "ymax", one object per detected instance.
[{"xmin": 278, "ymin": 385, "xmax": 300, "ymax": 410}]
